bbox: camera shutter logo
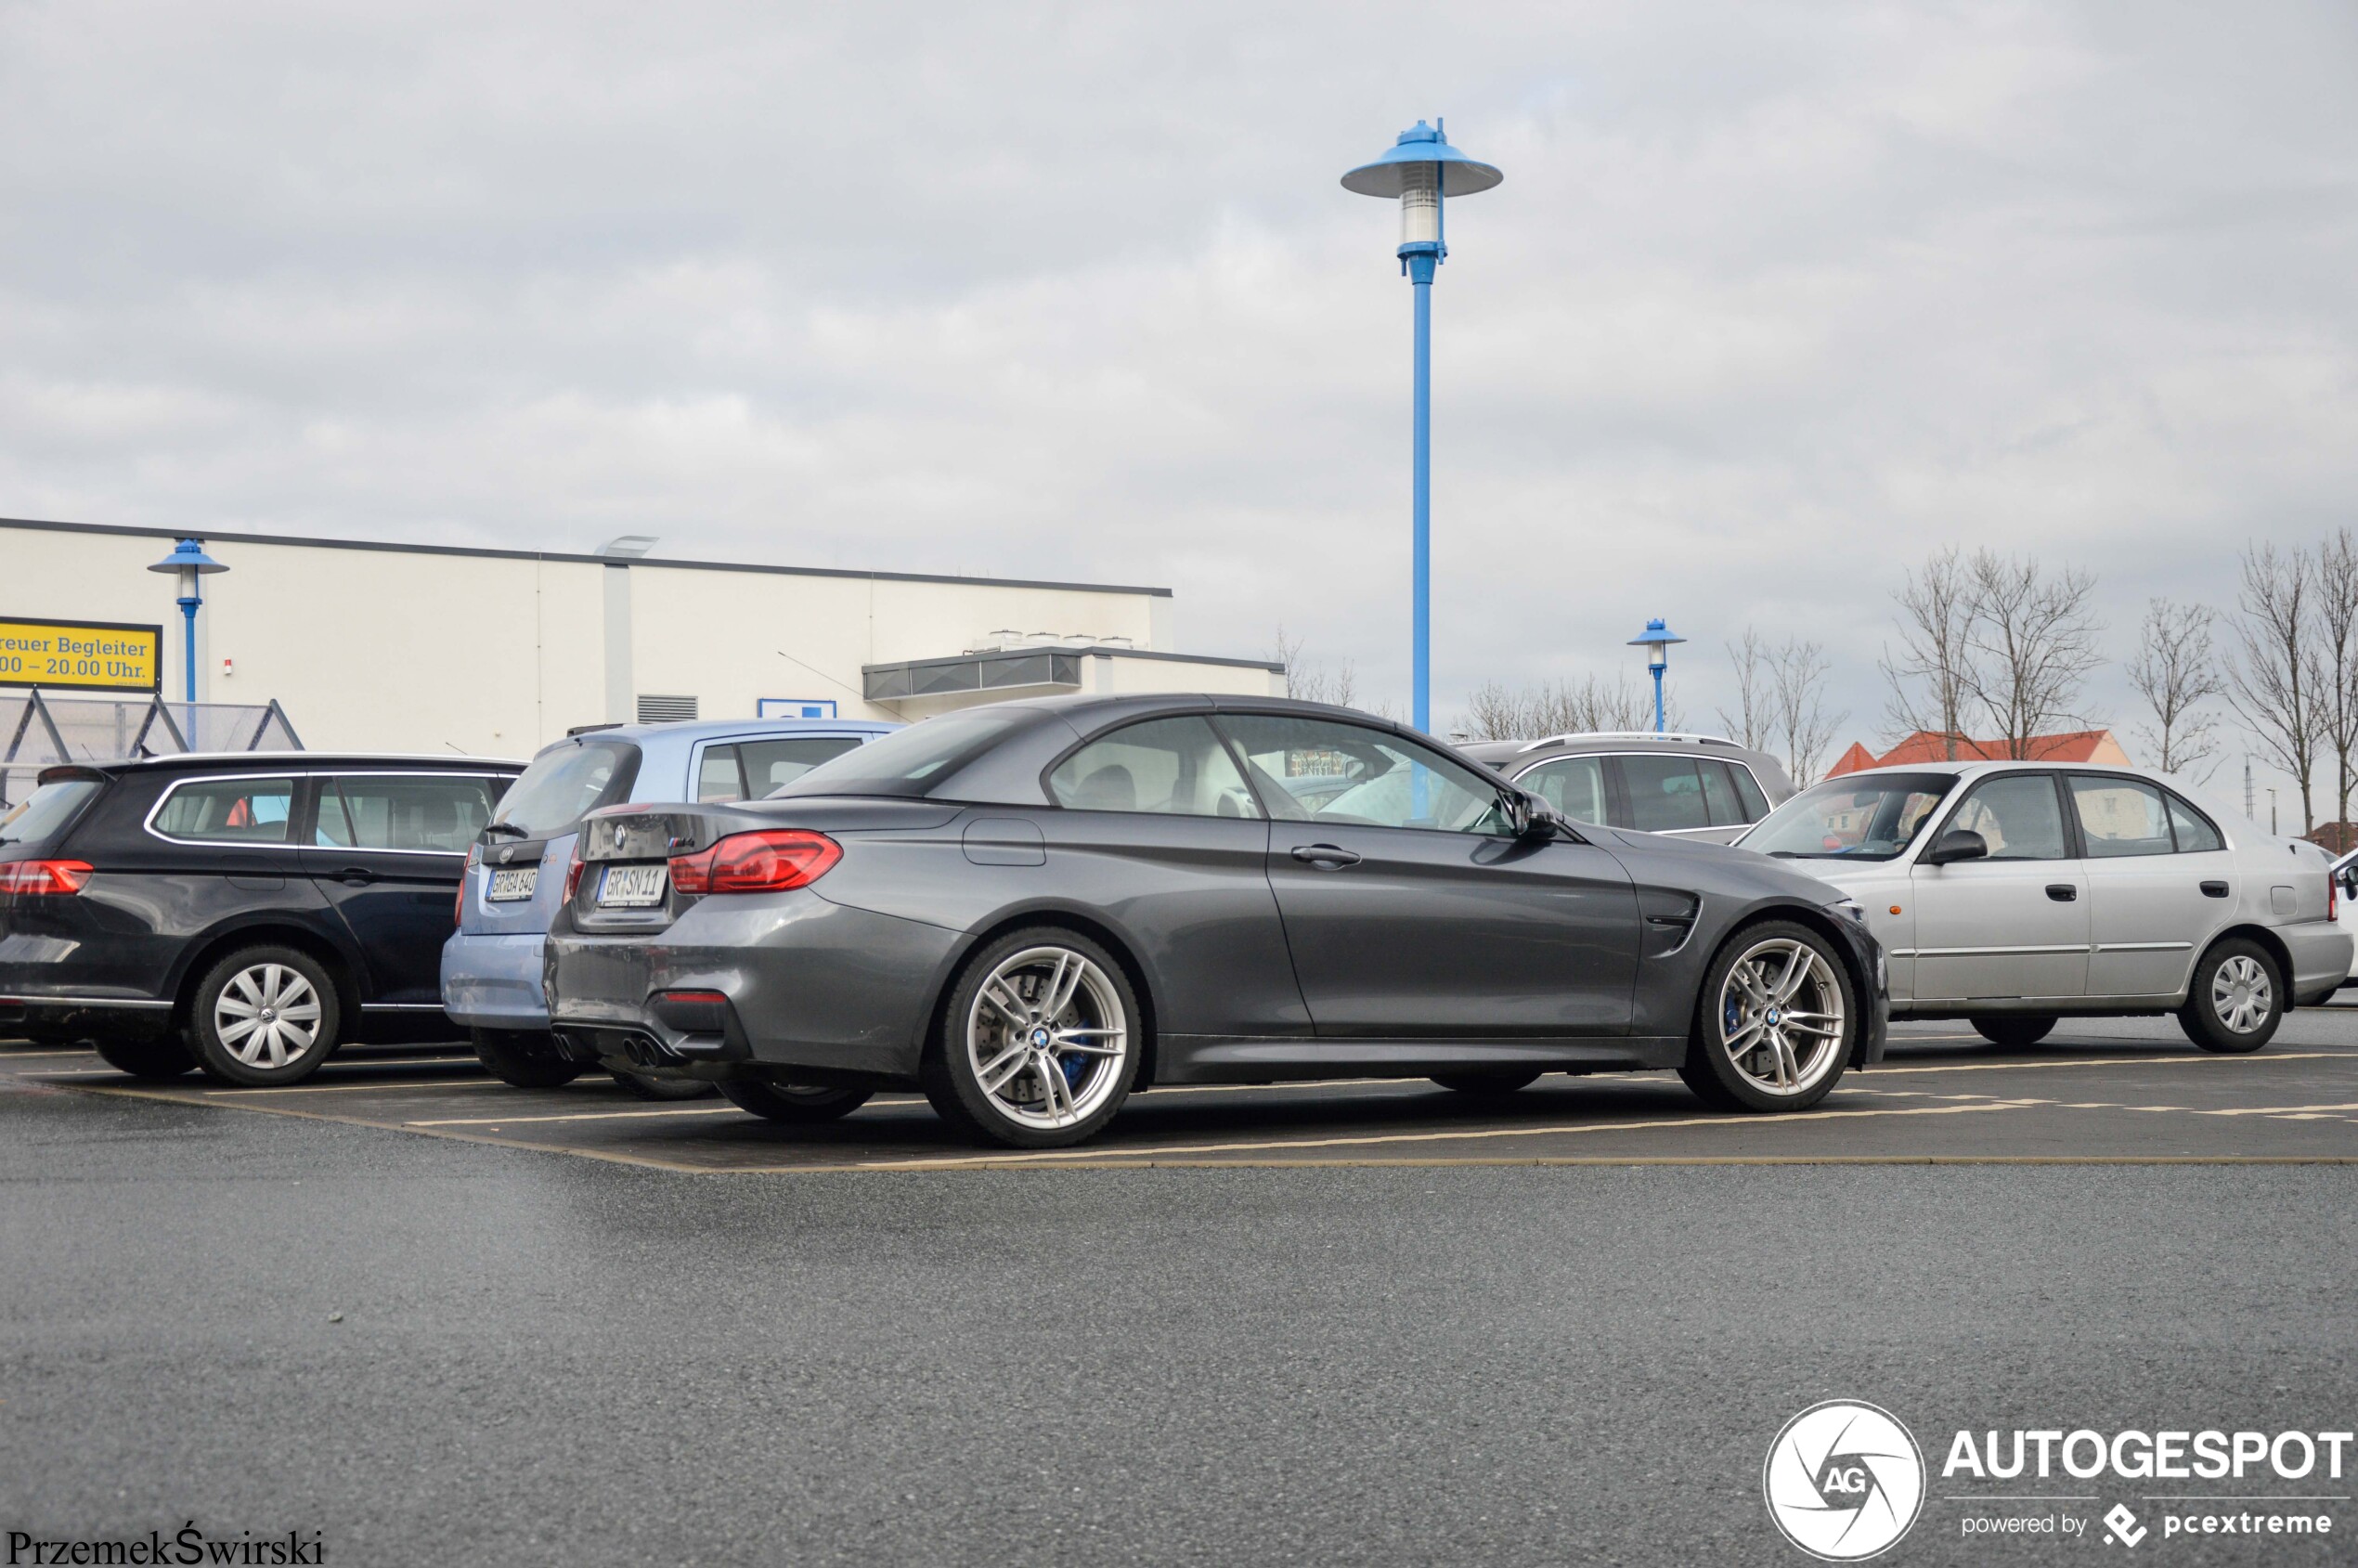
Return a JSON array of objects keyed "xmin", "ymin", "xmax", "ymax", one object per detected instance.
[{"xmin": 1763, "ymin": 1400, "xmax": 1925, "ymax": 1561}]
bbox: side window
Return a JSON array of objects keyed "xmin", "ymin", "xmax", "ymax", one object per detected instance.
[
  {"xmin": 1520, "ymin": 755, "xmax": 1607, "ymax": 823},
  {"xmin": 1697, "ymin": 760, "xmax": 1750, "ymax": 827},
  {"xmin": 1619, "ymin": 755, "xmax": 1711, "ymax": 833},
  {"xmin": 741, "ymin": 736, "xmax": 866, "ymax": 797},
  {"xmin": 1946, "ymin": 774, "xmax": 2068, "ymax": 862},
  {"xmin": 2165, "ymin": 793, "xmax": 2224, "ymax": 853},
  {"xmin": 1047, "ymin": 717, "xmax": 1261, "ymax": 819},
  {"xmin": 153, "ymin": 776, "xmax": 295, "ymax": 844},
  {"xmin": 695, "ymin": 746, "xmax": 745, "ymax": 804},
  {"xmin": 1218, "ymin": 714, "xmax": 1509, "ymax": 835},
  {"xmin": 328, "ymin": 776, "xmax": 498, "ymax": 853},
  {"xmin": 2069, "ymin": 776, "xmax": 2173, "ymax": 858},
  {"xmin": 1728, "ymin": 764, "xmax": 1772, "ymax": 821}
]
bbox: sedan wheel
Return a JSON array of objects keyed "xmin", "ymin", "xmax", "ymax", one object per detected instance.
[
  {"xmin": 2179, "ymin": 939, "xmax": 2284, "ymax": 1054},
  {"xmin": 924, "ymin": 929, "xmax": 1141, "ymax": 1148},
  {"xmin": 719, "ymin": 1081, "xmax": 874, "ymax": 1123},
  {"xmin": 1678, "ymin": 921, "xmax": 1855, "ymax": 1112},
  {"xmin": 189, "ymin": 946, "xmax": 342, "ymax": 1086}
]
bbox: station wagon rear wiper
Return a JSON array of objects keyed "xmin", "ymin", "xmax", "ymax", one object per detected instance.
[{"xmin": 482, "ymin": 822, "xmax": 529, "ymax": 839}]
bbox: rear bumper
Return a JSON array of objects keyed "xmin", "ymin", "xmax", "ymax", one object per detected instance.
[
  {"xmin": 441, "ymin": 930, "xmax": 551, "ymax": 1029},
  {"xmin": 544, "ymin": 889, "xmax": 961, "ymax": 1085},
  {"xmin": 2282, "ymin": 922, "xmax": 2353, "ymax": 1006}
]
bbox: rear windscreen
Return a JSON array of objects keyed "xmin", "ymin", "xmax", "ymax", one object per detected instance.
[
  {"xmin": 0, "ymin": 778, "xmax": 101, "ymax": 846},
  {"xmin": 491, "ymin": 742, "xmax": 640, "ymax": 836}
]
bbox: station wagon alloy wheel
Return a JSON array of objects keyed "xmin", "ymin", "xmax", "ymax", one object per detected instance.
[{"xmin": 215, "ymin": 964, "xmax": 323, "ymax": 1069}]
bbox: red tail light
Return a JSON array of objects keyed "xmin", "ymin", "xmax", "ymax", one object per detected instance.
[
  {"xmin": 669, "ymin": 830, "xmax": 841, "ymax": 895},
  {"xmin": 0, "ymin": 861, "xmax": 93, "ymax": 895},
  {"xmin": 564, "ymin": 846, "xmax": 586, "ymax": 904},
  {"xmin": 2331, "ymin": 873, "xmax": 2339, "ymax": 925}
]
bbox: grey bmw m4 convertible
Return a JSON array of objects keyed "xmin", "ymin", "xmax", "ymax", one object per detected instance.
[{"xmin": 543, "ymin": 695, "xmax": 1887, "ymax": 1147}]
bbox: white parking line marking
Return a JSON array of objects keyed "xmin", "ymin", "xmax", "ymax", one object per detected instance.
[
  {"xmin": 201, "ymin": 1079, "xmax": 510, "ymax": 1096},
  {"xmin": 2195, "ymin": 1103, "xmax": 2358, "ymax": 1117},
  {"xmin": 1866, "ymin": 1053, "xmax": 2332, "ymax": 1076},
  {"xmin": 857, "ymin": 1097, "xmax": 2050, "ymax": 1169},
  {"xmin": 411, "ymin": 1105, "xmax": 750, "ymax": 1127}
]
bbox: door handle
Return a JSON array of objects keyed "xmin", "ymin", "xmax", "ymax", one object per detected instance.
[
  {"xmin": 2199, "ymin": 880, "xmax": 2230, "ymax": 899},
  {"xmin": 1290, "ymin": 844, "xmax": 1362, "ymax": 869},
  {"xmin": 332, "ymin": 867, "xmax": 378, "ymax": 886},
  {"xmin": 2044, "ymin": 883, "xmax": 2077, "ymax": 901}
]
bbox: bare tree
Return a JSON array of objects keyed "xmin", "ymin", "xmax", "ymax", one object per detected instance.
[
  {"xmin": 1452, "ymin": 672, "xmax": 1669, "ymax": 742},
  {"xmin": 2313, "ymin": 529, "xmax": 2358, "ymax": 827},
  {"xmin": 1956, "ymin": 551, "xmax": 2104, "ymax": 759},
  {"xmin": 1273, "ymin": 626, "xmax": 1359, "ymax": 709},
  {"xmin": 1881, "ymin": 548, "xmax": 1977, "ymax": 757},
  {"xmin": 2226, "ymin": 543, "xmax": 2324, "ymax": 833},
  {"xmin": 1770, "ymin": 638, "xmax": 1846, "ymax": 787},
  {"xmin": 2126, "ymin": 598, "xmax": 2224, "ymax": 778},
  {"xmin": 1718, "ymin": 629, "xmax": 1774, "ymax": 751}
]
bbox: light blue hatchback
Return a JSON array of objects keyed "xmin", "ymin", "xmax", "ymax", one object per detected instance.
[{"xmin": 442, "ymin": 718, "xmax": 896, "ymax": 1084}]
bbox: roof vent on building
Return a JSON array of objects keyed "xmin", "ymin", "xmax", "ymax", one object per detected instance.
[{"xmin": 635, "ymin": 694, "xmax": 699, "ymax": 724}]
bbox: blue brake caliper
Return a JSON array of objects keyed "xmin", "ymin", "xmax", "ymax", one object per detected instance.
[{"xmin": 1060, "ymin": 1054, "xmax": 1087, "ymax": 1090}]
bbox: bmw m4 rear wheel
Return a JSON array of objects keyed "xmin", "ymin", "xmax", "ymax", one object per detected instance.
[
  {"xmin": 1678, "ymin": 921, "xmax": 1856, "ymax": 1113},
  {"xmin": 924, "ymin": 928, "xmax": 1141, "ymax": 1148}
]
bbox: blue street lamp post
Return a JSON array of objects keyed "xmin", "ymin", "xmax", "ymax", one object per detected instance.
[
  {"xmin": 1343, "ymin": 121, "xmax": 1502, "ymax": 734},
  {"xmin": 147, "ymin": 539, "xmax": 228, "ymax": 706},
  {"xmin": 1627, "ymin": 618, "xmax": 1686, "ymax": 734}
]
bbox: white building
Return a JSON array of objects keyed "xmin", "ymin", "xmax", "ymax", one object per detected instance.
[{"xmin": 0, "ymin": 517, "xmax": 1286, "ymax": 758}]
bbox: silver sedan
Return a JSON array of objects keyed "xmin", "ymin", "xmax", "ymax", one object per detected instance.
[{"xmin": 1736, "ymin": 760, "xmax": 2352, "ymax": 1051}]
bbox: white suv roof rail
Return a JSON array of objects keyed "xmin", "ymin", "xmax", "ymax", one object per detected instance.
[{"xmin": 1515, "ymin": 731, "xmax": 1739, "ymax": 754}]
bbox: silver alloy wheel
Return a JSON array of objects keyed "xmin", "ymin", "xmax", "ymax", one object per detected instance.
[
  {"xmin": 965, "ymin": 945, "xmax": 1129, "ymax": 1131},
  {"xmin": 214, "ymin": 963, "xmax": 324, "ymax": 1069},
  {"xmin": 2210, "ymin": 954, "xmax": 2273, "ymax": 1033},
  {"xmin": 1716, "ymin": 937, "xmax": 1846, "ymax": 1097}
]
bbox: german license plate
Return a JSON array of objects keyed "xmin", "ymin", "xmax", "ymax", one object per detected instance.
[
  {"xmin": 486, "ymin": 867, "xmax": 538, "ymax": 901},
  {"xmin": 597, "ymin": 863, "xmax": 667, "ymax": 908}
]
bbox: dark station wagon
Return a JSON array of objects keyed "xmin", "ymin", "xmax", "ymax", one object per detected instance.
[{"xmin": 0, "ymin": 753, "xmax": 520, "ymax": 1083}]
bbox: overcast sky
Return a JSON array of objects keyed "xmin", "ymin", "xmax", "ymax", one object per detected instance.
[{"xmin": 5, "ymin": 2, "xmax": 2355, "ymax": 805}]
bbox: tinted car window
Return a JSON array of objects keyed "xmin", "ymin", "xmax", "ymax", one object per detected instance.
[
  {"xmin": 2070, "ymin": 776, "xmax": 2172, "ymax": 858},
  {"xmin": 1220, "ymin": 714, "xmax": 1509, "ymax": 834},
  {"xmin": 1520, "ymin": 755, "xmax": 1607, "ymax": 823},
  {"xmin": 2168, "ymin": 793, "xmax": 2223, "ymax": 853},
  {"xmin": 1744, "ymin": 773, "xmax": 1954, "ymax": 862},
  {"xmin": 1949, "ymin": 774, "xmax": 2068, "ymax": 861},
  {"xmin": 1729, "ymin": 764, "xmax": 1771, "ymax": 820},
  {"xmin": 696, "ymin": 746, "xmax": 744, "ymax": 804},
  {"xmin": 1621, "ymin": 755, "xmax": 1710, "ymax": 832},
  {"xmin": 494, "ymin": 741, "xmax": 638, "ymax": 835},
  {"xmin": 0, "ymin": 778, "xmax": 100, "ymax": 845},
  {"xmin": 1697, "ymin": 759, "xmax": 1749, "ymax": 827},
  {"xmin": 1048, "ymin": 717, "xmax": 1260, "ymax": 818},
  {"xmin": 324, "ymin": 776, "xmax": 499, "ymax": 853},
  {"xmin": 777, "ymin": 713, "xmax": 1022, "ymax": 797},
  {"xmin": 152, "ymin": 776, "xmax": 296, "ymax": 844},
  {"xmin": 745, "ymin": 737, "xmax": 866, "ymax": 796}
]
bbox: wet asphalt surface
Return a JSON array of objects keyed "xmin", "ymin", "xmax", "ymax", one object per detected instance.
[{"xmin": 0, "ymin": 1016, "xmax": 2352, "ymax": 1565}]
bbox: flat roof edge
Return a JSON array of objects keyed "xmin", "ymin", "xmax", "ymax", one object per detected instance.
[
  {"xmin": 0, "ymin": 515, "xmax": 1174, "ymax": 598},
  {"xmin": 866, "ymin": 646, "xmax": 1285, "ymax": 674}
]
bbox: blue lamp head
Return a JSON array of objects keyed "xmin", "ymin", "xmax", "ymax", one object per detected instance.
[
  {"xmin": 1342, "ymin": 120, "xmax": 1502, "ymax": 260},
  {"xmin": 148, "ymin": 538, "xmax": 228, "ymax": 577},
  {"xmin": 1626, "ymin": 616, "xmax": 1686, "ymax": 671}
]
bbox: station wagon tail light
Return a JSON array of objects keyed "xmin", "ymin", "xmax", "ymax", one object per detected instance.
[
  {"xmin": 0, "ymin": 860, "xmax": 93, "ymax": 895},
  {"xmin": 669, "ymin": 830, "xmax": 841, "ymax": 895}
]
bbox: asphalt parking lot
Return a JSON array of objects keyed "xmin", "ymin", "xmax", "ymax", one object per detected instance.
[
  {"xmin": 2, "ymin": 1014, "xmax": 2352, "ymax": 1566},
  {"xmin": 6, "ymin": 1013, "xmax": 2356, "ymax": 1170}
]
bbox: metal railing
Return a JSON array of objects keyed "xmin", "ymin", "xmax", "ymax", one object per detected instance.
[{"xmin": 0, "ymin": 690, "xmax": 303, "ymax": 808}]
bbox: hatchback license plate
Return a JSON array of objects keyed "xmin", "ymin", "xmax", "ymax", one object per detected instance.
[
  {"xmin": 597, "ymin": 864, "xmax": 667, "ymax": 907},
  {"xmin": 486, "ymin": 867, "xmax": 538, "ymax": 901}
]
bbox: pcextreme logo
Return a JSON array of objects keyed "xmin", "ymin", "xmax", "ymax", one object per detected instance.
[{"xmin": 1764, "ymin": 1400, "xmax": 1927, "ymax": 1562}]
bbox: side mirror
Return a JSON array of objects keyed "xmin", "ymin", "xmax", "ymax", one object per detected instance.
[
  {"xmin": 1924, "ymin": 828, "xmax": 1989, "ymax": 866},
  {"xmin": 1506, "ymin": 792, "xmax": 1563, "ymax": 840}
]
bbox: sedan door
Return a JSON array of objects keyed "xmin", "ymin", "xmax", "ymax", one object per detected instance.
[
  {"xmin": 1909, "ymin": 771, "xmax": 2090, "ymax": 1004},
  {"xmin": 1220, "ymin": 713, "xmax": 1640, "ymax": 1038},
  {"xmin": 2068, "ymin": 773, "xmax": 2230, "ymax": 999},
  {"xmin": 301, "ymin": 771, "xmax": 504, "ymax": 1004}
]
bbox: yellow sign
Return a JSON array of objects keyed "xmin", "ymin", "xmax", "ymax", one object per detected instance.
[{"xmin": 0, "ymin": 617, "xmax": 162, "ymax": 693}]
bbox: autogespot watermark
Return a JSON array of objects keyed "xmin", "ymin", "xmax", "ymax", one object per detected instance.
[
  {"xmin": 4, "ymin": 1523, "xmax": 324, "ymax": 1565},
  {"xmin": 1764, "ymin": 1404, "xmax": 2352, "ymax": 1558}
]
